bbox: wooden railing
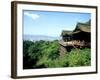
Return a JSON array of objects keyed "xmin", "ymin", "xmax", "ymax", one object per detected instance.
[{"xmin": 59, "ymin": 40, "xmax": 90, "ymax": 47}]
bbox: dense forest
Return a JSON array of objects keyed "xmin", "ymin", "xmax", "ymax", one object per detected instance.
[{"xmin": 23, "ymin": 40, "xmax": 91, "ymax": 69}]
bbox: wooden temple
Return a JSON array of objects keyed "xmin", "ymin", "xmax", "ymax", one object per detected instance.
[{"xmin": 59, "ymin": 20, "xmax": 91, "ymax": 55}]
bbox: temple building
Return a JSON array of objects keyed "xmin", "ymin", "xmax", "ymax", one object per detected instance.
[{"xmin": 59, "ymin": 20, "xmax": 91, "ymax": 55}]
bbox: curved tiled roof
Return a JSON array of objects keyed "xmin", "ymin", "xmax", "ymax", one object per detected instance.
[
  {"xmin": 61, "ymin": 20, "xmax": 91, "ymax": 36},
  {"xmin": 73, "ymin": 23, "xmax": 90, "ymax": 33}
]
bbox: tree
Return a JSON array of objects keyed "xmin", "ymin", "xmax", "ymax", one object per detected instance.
[{"xmin": 23, "ymin": 41, "xmax": 34, "ymax": 69}]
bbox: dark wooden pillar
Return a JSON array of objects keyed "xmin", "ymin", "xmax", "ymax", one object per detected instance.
[{"xmin": 59, "ymin": 45, "xmax": 67, "ymax": 56}]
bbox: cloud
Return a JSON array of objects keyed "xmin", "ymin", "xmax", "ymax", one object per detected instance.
[{"xmin": 24, "ymin": 12, "xmax": 40, "ymax": 20}]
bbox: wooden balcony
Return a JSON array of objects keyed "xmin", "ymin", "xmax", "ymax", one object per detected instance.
[{"xmin": 59, "ymin": 40, "xmax": 90, "ymax": 47}]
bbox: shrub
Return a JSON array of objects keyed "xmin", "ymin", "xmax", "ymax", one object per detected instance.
[{"xmin": 68, "ymin": 48, "xmax": 91, "ymax": 67}]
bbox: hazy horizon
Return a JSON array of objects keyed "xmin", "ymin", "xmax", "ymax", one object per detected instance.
[{"xmin": 23, "ymin": 34, "xmax": 61, "ymax": 41}]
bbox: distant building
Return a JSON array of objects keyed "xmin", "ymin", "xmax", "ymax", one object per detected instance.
[{"xmin": 59, "ymin": 20, "xmax": 91, "ymax": 55}]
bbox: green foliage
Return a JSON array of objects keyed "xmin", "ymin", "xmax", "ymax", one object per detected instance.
[
  {"xmin": 23, "ymin": 41, "xmax": 34, "ymax": 69},
  {"xmin": 36, "ymin": 40, "xmax": 60, "ymax": 68},
  {"xmin": 23, "ymin": 41, "xmax": 33, "ymax": 57},
  {"xmin": 23, "ymin": 40, "xmax": 91, "ymax": 69},
  {"xmin": 68, "ymin": 48, "xmax": 91, "ymax": 67}
]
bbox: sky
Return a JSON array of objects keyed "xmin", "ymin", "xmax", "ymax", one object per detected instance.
[{"xmin": 23, "ymin": 10, "xmax": 91, "ymax": 37}]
